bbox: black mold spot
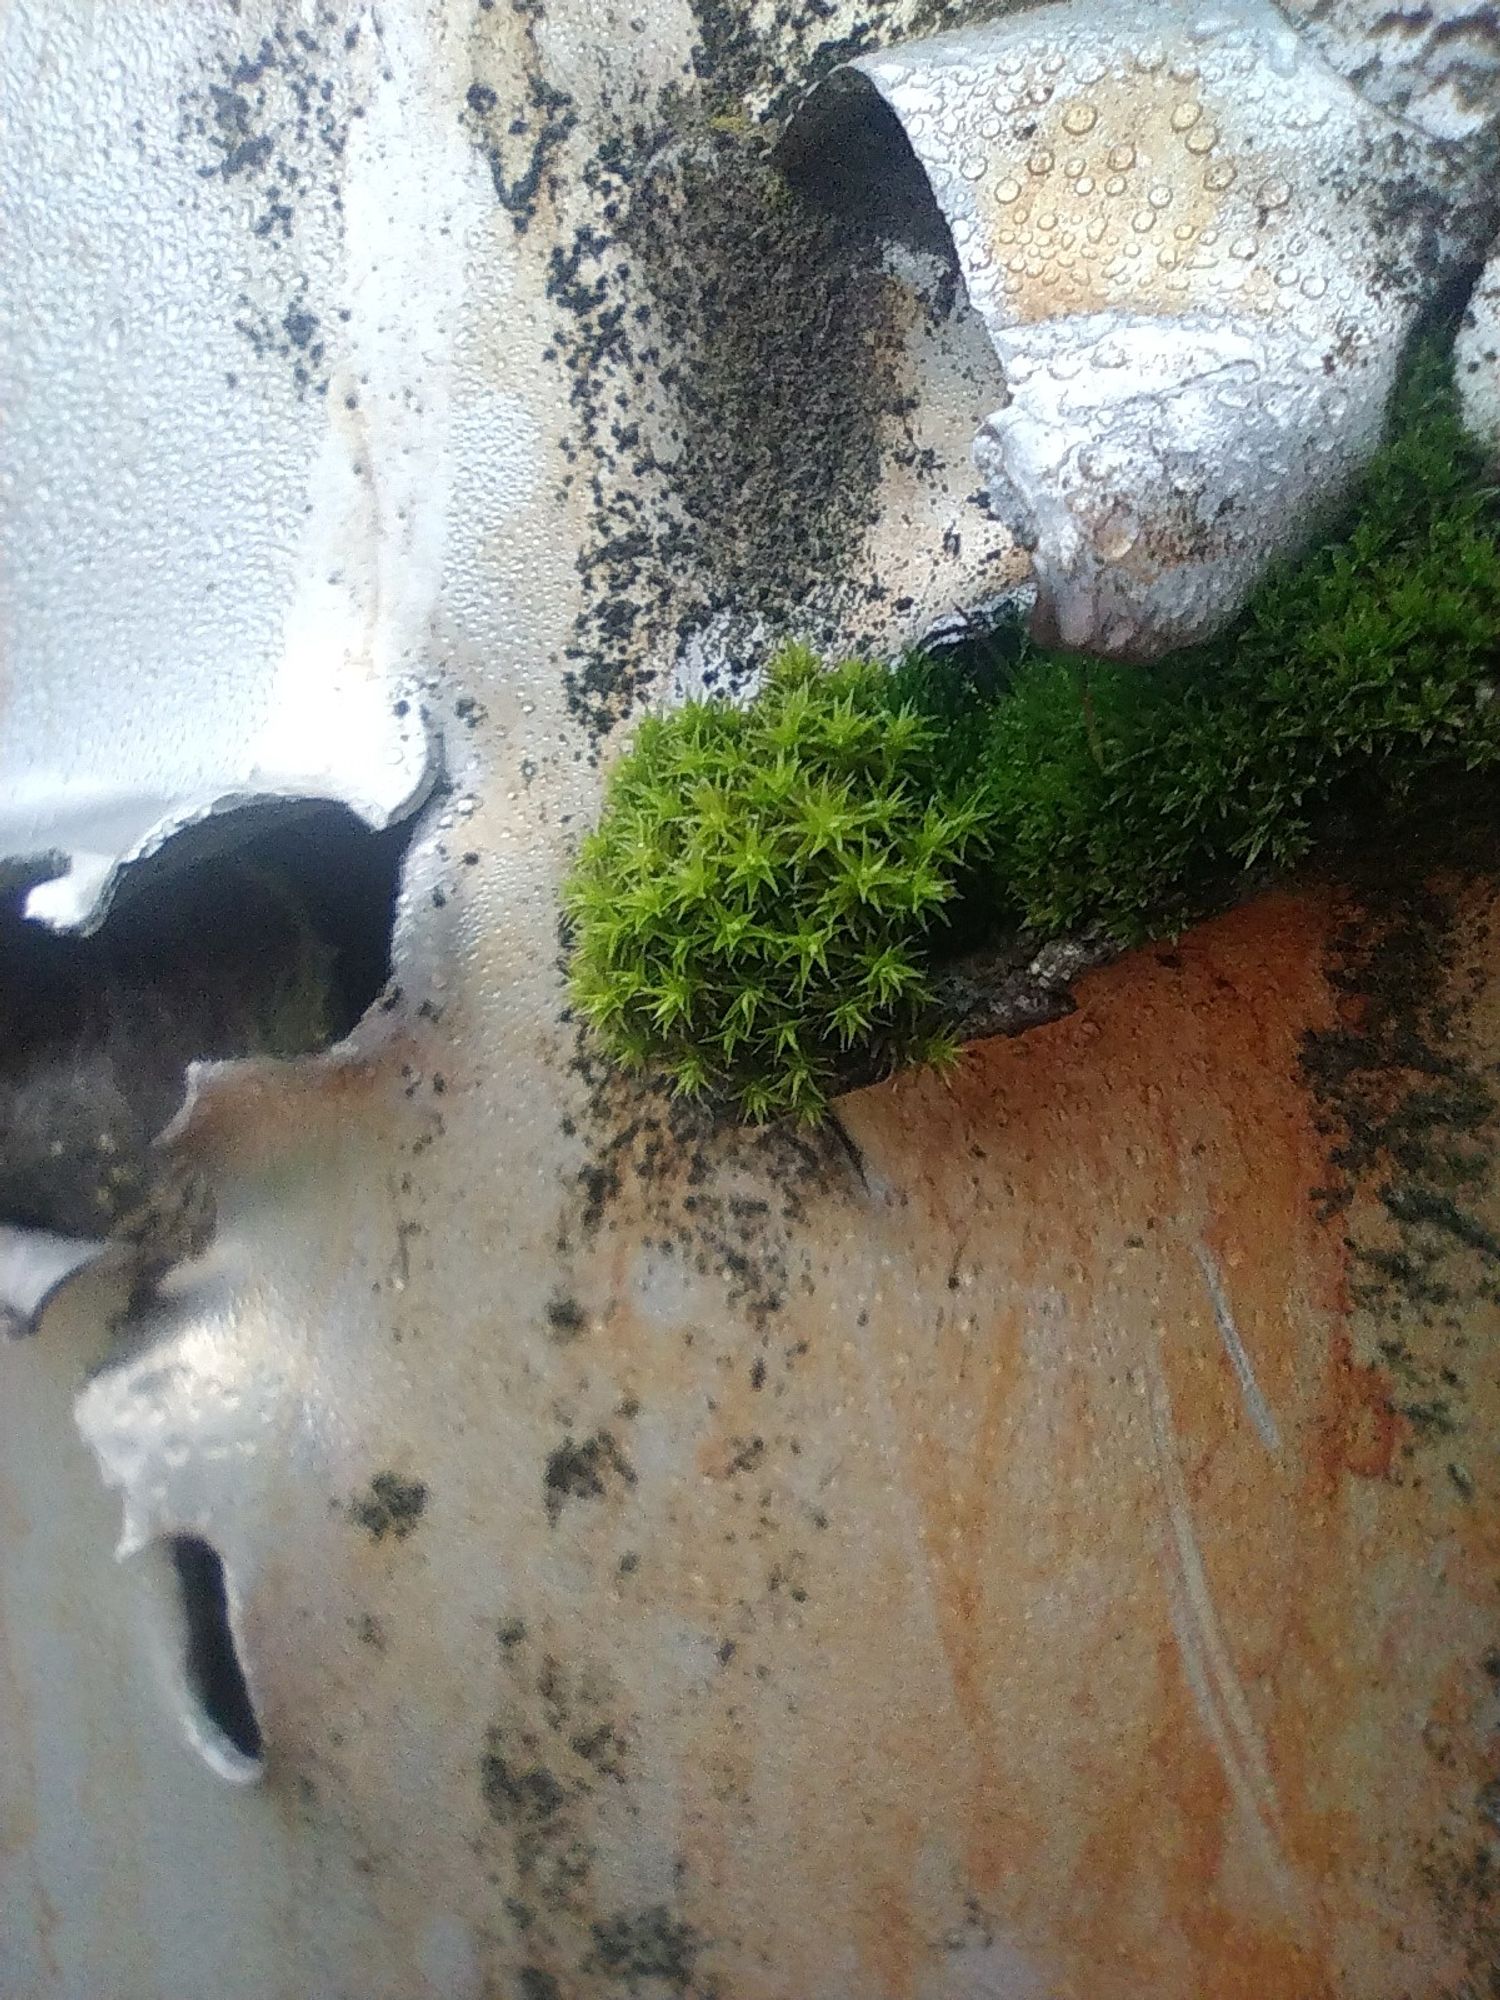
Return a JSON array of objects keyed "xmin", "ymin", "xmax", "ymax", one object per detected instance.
[
  {"xmin": 349, "ymin": 1470, "xmax": 429, "ymax": 1541},
  {"xmin": 545, "ymin": 1295, "xmax": 588, "ymax": 1340},
  {"xmin": 589, "ymin": 1905, "xmax": 702, "ymax": 1992},
  {"xmin": 544, "ymin": 1432, "xmax": 635, "ymax": 1521}
]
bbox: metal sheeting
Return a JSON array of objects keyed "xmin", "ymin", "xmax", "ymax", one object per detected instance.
[{"xmin": 4, "ymin": 1, "xmax": 1500, "ymax": 1996}]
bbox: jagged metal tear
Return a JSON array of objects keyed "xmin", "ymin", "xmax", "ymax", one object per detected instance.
[
  {"xmin": 0, "ymin": 4, "xmax": 440, "ymax": 932},
  {"xmin": 784, "ymin": 0, "xmax": 1497, "ymax": 659}
]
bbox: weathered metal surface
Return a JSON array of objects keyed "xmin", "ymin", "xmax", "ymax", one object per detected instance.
[
  {"xmin": 0, "ymin": 3, "xmax": 435, "ymax": 929},
  {"xmin": 65, "ymin": 865, "xmax": 1500, "ymax": 1999},
  {"xmin": 1278, "ymin": 0, "xmax": 1500, "ymax": 144},
  {"xmin": 784, "ymin": 0, "xmax": 1496, "ymax": 658},
  {"xmin": 1460, "ymin": 249, "xmax": 1500, "ymax": 461},
  {"xmin": 5, "ymin": 2, "xmax": 1500, "ymax": 1997}
]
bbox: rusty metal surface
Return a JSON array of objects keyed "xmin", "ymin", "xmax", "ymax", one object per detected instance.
[
  {"xmin": 65, "ymin": 868, "xmax": 1500, "ymax": 1999},
  {"xmin": 5, "ymin": 2, "xmax": 1500, "ymax": 1997}
]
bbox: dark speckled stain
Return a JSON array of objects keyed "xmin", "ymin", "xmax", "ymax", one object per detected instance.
[
  {"xmin": 559, "ymin": 1030, "xmax": 856, "ymax": 1326},
  {"xmin": 176, "ymin": 1, "xmax": 362, "ymax": 397},
  {"xmin": 1300, "ymin": 808, "xmax": 1500, "ymax": 1471},
  {"xmin": 460, "ymin": 0, "xmax": 578, "ymax": 235},
  {"xmin": 533, "ymin": 0, "xmax": 1017, "ymax": 746},
  {"xmin": 347, "ymin": 1469, "xmax": 429, "ymax": 1541},
  {"xmin": 477, "ymin": 1633, "xmax": 715, "ymax": 1995},
  {"xmin": 589, "ymin": 1905, "xmax": 704, "ymax": 1992},
  {"xmin": 1299, "ymin": 800, "xmax": 1500, "ymax": 1989},
  {"xmin": 543, "ymin": 1430, "xmax": 635, "ymax": 1522}
]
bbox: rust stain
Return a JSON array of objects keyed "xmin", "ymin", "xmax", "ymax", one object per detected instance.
[
  {"xmin": 297, "ymin": 877, "xmax": 1500, "ymax": 1998},
  {"xmin": 1308, "ymin": 1331, "xmax": 1404, "ymax": 1489}
]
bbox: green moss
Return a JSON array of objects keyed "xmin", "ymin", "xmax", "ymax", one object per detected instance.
[{"xmin": 565, "ymin": 339, "xmax": 1500, "ymax": 1120}]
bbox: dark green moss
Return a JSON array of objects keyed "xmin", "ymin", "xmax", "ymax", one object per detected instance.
[{"xmin": 566, "ymin": 338, "xmax": 1500, "ymax": 1119}]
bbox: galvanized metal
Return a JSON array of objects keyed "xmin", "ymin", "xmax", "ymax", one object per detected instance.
[
  {"xmin": 4, "ymin": 1, "xmax": 1500, "ymax": 1997},
  {"xmin": 785, "ymin": 0, "xmax": 1497, "ymax": 657}
]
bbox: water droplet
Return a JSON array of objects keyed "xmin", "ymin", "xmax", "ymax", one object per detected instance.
[
  {"xmin": 1229, "ymin": 235, "xmax": 1258, "ymax": 259},
  {"xmin": 1204, "ymin": 160, "xmax": 1237, "ymax": 190},
  {"xmin": 1042, "ymin": 50, "xmax": 1065, "ymax": 75},
  {"xmin": 1064, "ymin": 155, "xmax": 1086, "ymax": 176},
  {"xmin": 1062, "ymin": 102, "xmax": 1098, "ymax": 136},
  {"xmin": 1171, "ymin": 101, "xmax": 1202, "ymax": 133},
  {"xmin": 1149, "ymin": 184, "xmax": 1173, "ymax": 209},
  {"xmin": 1257, "ymin": 177, "xmax": 1292, "ymax": 210},
  {"xmin": 1028, "ymin": 148, "xmax": 1054, "ymax": 176},
  {"xmin": 980, "ymin": 112, "xmax": 1003, "ymax": 140},
  {"xmin": 1036, "ymin": 210, "xmax": 1057, "ymax": 232},
  {"xmin": 1135, "ymin": 46, "xmax": 1166, "ymax": 74},
  {"xmin": 996, "ymin": 177, "xmax": 1022, "ymax": 205},
  {"xmin": 1104, "ymin": 175, "xmax": 1127, "ymax": 197},
  {"xmin": 1073, "ymin": 175, "xmax": 1095, "ymax": 196},
  {"xmin": 1301, "ymin": 272, "xmax": 1328, "ymax": 300},
  {"xmin": 1108, "ymin": 143, "xmax": 1136, "ymax": 172},
  {"xmin": 1028, "ymin": 82, "xmax": 1053, "ymax": 106},
  {"xmin": 1132, "ymin": 208, "xmax": 1157, "ymax": 233},
  {"xmin": 1184, "ymin": 124, "xmax": 1219, "ymax": 155},
  {"xmin": 960, "ymin": 153, "xmax": 988, "ymax": 181},
  {"xmin": 1174, "ymin": 221, "xmax": 1196, "ymax": 241}
]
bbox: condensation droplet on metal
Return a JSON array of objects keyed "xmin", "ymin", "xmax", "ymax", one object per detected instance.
[
  {"xmin": 1062, "ymin": 102, "xmax": 1098, "ymax": 136},
  {"xmin": 1204, "ymin": 159, "xmax": 1237, "ymax": 190},
  {"xmin": 1184, "ymin": 123, "xmax": 1219, "ymax": 154},
  {"xmin": 960, "ymin": 153, "xmax": 988, "ymax": 181},
  {"xmin": 1257, "ymin": 178, "xmax": 1292, "ymax": 211},
  {"xmin": 1171, "ymin": 100, "xmax": 1203, "ymax": 133},
  {"xmin": 1107, "ymin": 142, "xmax": 1136, "ymax": 172},
  {"xmin": 1028, "ymin": 148, "xmax": 1055, "ymax": 176}
]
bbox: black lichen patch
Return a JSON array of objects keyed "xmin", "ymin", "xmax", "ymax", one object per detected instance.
[
  {"xmin": 1301, "ymin": 794, "xmax": 1500, "ymax": 1487},
  {"xmin": 560, "ymin": 1025, "xmax": 858, "ymax": 1326},
  {"xmin": 546, "ymin": 105, "xmax": 938, "ymax": 742},
  {"xmin": 686, "ymin": 0, "xmax": 1004, "ymax": 122},
  {"xmin": 545, "ymin": 1294, "xmax": 589, "ymax": 1341},
  {"xmin": 518, "ymin": 1970, "xmax": 562, "ymax": 2000},
  {"xmin": 478, "ymin": 1635, "xmax": 649, "ymax": 1983},
  {"xmin": 461, "ymin": 4, "xmax": 578, "ymax": 235},
  {"xmin": 589, "ymin": 1905, "xmax": 704, "ymax": 1992},
  {"xmin": 176, "ymin": 2, "xmax": 363, "ymax": 398},
  {"xmin": 348, "ymin": 1470, "xmax": 429, "ymax": 1541},
  {"xmin": 543, "ymin": 1431, "xmax": 635, "ymax": 1522}
]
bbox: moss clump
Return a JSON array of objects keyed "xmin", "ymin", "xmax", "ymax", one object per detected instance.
[
  {"xmin": 565, "ymin": 340, "xmax": 1500, "ymax": 1120},
  {"xmin": 564, "ymin": 648, "xmax": 984, "ymax": 1119}
]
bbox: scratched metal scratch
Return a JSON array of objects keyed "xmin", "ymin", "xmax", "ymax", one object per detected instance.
[
  {"xmin": 1143, "ymin": 1334, "xmax": 1301, "ymax": 1917},
  {"xmin": 1193, "ymin": 1242, "xmax": 1283, "ymax": 1454}
]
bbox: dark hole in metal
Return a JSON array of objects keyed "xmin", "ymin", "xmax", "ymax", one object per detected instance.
[
  {"xmin": 169, "ymin": 1533, "xmax": 263, "ymax": 1763},
  {"xmin": 777, "ymin": 68, "xmax": 959, "ymax": 267},
  {"xmin": 0, "ymin": 803, "xmax": 414, "ymax": 1238}
]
